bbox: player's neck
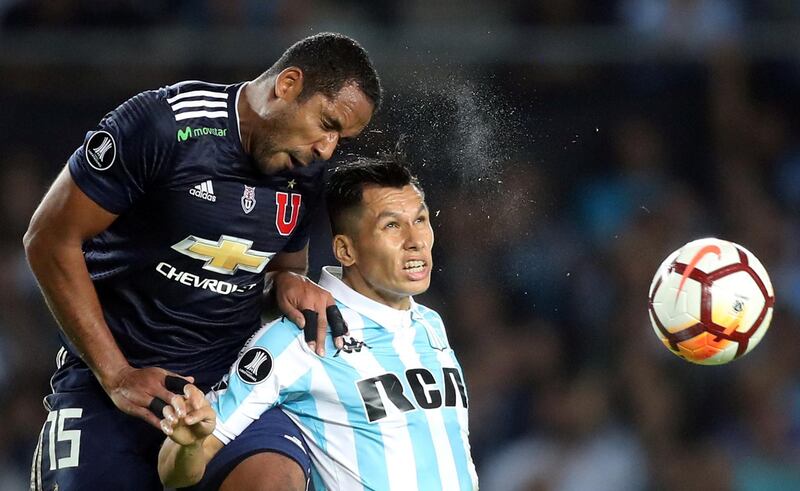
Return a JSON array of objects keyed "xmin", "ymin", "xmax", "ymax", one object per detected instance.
[
  {"xmin": 236, "ymin": 77, "xmax": 274, "ymax": 155},
  {"xmin": 341, "ymin": 270, "xmax": 412, "ymax": 311},
  {"xmin": 237, "ymin": 83, "xmax": 255, "ymax": 155}
]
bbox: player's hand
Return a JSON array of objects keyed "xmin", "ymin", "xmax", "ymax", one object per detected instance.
[
  {"xmin": 273, "ymin": 271, "xmax": 348, "ymax": 356},
  {"xmin": 159, "ymin": 384, "xmax": 215, "ymax": 447},
  {"xmin": 102, "ymin": 366, "xmax": 194, "ymax": 429}
]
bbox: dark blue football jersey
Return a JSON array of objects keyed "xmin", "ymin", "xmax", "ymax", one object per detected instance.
[{"xmin": 65, "ymin": 81, "xmax": 325, "ymax": 389}]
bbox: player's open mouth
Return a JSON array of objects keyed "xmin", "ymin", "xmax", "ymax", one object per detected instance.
[
  {"xmin": 403, "ymin": 260, "xmax": 426, "ymax": 273},
  {"xmin": 288, "ymin": 155, "xmax": 303, "ymax": 168}
]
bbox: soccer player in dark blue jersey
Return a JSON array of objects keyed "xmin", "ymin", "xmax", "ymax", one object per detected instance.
[{"xmin": 23, "ymin": 32, "xmax": 381, "ymax": 490}]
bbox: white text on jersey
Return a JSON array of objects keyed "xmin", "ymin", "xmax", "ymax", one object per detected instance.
[
  {"xmin": 189, "ymin": 180, "xmax": 217, "ymax": 202},
  {"xmin": 156, "ymin": 262, "xmax": 259, "ymax": 295}
]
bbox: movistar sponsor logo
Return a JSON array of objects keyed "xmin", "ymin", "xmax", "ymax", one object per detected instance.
[
  {"xmin": 177, "ymin": 126, "xmax": 228, "ymax": 142},
  {"xmin": 156, "ymin": 262, "xmax": 259, "ymax": 295}
]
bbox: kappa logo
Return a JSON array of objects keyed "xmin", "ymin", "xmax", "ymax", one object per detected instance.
[
  {"xmin": 85, "ymin": 130, "xmax": 116, "ymax": 171},
  {"xmin": 237, "ymin": 347, "xmax": 273, "ymax": 384},
  {"xmin": 334, "ymin": 337, "xmax": 371, "ymax": 357},
  {"xmin": 190, "ymin": 180, "xmax": 217, "ymax": 202}
]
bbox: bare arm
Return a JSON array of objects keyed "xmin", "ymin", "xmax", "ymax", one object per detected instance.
[
  {"xmin": 159, "ymin": 436, "xmax": 222, "ymax": 488},
  {"xmin": 24, "ymin": 167, "xmax": 122, "ymax": 376},
  {"xmin": 158, "ymin": 385, "xmax": 222, "ymax": 487},
  {"xmin": 24, "ymin": 166, "xmax": 184, "ymax": 428},
  {"xmin": 266, "ymin": 246, "xmax": 347, "ymax": 355},
  {"xmin": 266, "ymin": 245, "xmax": 310, "ymax": 277},
  {"xmin": 262, "ymin": 247, "xmax": 309, "ymax": 320}
]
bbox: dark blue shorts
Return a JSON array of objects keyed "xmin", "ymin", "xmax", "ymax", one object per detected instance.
[
  {"xmin": 184, "ymin": 407, "xmax": 312, "ymax": 491},
  {"xmin": 31, "ymin": 380, "xmax": 166, "ymax": 490},
  {"xmin": 32, "ymin": 358, "xmax": 310, "ymax": 491}
]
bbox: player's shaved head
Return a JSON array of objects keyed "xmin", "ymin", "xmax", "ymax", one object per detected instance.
[{"xmin": 326, "ymin": 155, "xmax": 422, "ymax": 237}]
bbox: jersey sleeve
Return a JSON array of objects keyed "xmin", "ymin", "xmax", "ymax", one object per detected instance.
[
  {"xmin": 209, "ymin": 318, "xmax": 313, "ymax": 444},
  {"xmin": 418, "ymin": 307, "xmax": 452, "ymax": 351},
  {"xmin": 67, "ymin": 90, "xmax": 175, "ymax": 214}
]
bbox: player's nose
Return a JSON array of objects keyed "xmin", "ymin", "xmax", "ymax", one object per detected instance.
[
  {"xmin": 404, "ymin": 226, "xmax": 426, "ymax": 251},
  {"xmin": 312, "ymin": 133, "xmax": 339, "ymax": 161}
]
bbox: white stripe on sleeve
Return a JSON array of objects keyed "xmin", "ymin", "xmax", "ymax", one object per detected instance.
[
  {"xmin": 166, "ymin": 90, "xmax": 229, "ymax": 103},
  {"xmin": 174, "ymin": 110, "xmax": 228, "ymax": 121},
  {"xmin": 170, "ymin": 99, "xmax": 228, "ymax": 111}
]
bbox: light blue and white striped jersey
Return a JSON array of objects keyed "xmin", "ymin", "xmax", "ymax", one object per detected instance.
[{"xmin": 209, "ymin": 266, "xmax": 479, "ymax": 491}]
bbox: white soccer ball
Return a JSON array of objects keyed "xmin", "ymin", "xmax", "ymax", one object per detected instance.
[{"xmin": 648, "ymin": 238, "xmax": 775, "ymax": 365}]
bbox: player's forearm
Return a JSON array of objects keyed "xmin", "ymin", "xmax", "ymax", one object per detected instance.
[
  {"xmin": 263, "ymin": 248, "xmax": 310, "ymax": 318},
  {"xmin": 158, "ymin": 438, "xmax": 211, "ymax": 487},
  {"xmin": 266, "ymin": 247, "xmax": 310, "ymax": 277},
  {"xmin": 24, "ymin": 237, "xmax": 129, "ymax": 384}
]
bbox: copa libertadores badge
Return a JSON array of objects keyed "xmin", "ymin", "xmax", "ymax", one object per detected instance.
[
  {"xmin": 236, "ymin": 347, "xmax": 273, "ymax": 384},
  {"xmin": 85, "ymin": 130, "xmax": 116, "ymax": 171}
]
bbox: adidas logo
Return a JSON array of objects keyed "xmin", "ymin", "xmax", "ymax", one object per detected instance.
[{"xmin": 189, "ymin": 180, "xmax": 217, "ymax": 202}]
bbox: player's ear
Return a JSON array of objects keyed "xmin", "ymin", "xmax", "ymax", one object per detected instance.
[
  {"xmin": 274, "ymin": 67, "xmax": 304, "ymax": 102},
  {"xmin": 333, "ymin": 234, "xmax": 356, "ymax": 267}
]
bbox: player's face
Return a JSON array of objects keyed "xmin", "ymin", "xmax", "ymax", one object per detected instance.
[
  {"xmin": 347, "ymin": 184, "xmax": 434, "ymax": 310},
  {"xmin": 254, "ymin": 83, "xmax": 374, "ymax": 174}
]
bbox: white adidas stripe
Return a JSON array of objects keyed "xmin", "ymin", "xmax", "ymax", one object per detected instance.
[
  {"xmin": 195, "ymin": 181, "xmax": 215, "ymax": 194},
  {"xmin": 171, "ymin": 99, "xmax": 228, "ymax": 111},
  {"xmin": 167, "ymin": 90, "xmax": 228, "ymax": 104},
  {"xmin": 30, "ymin": 425, "xmax": 43, "ymax": 491},
  {"xmin": 175, "ymin": 110, "xmax": 228, "ymax": 121}
]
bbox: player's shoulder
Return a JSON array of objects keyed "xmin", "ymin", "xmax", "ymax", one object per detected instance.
[
  {"xmin": 414, "ymin": 302, "xmax": 452, "ymax": 349},
  {"xmin": 334, "ymin": 301, "xmax": 380, "ymax": 333},
  {"xmin": 414, "ymin": 303, "xmax": 445, "ymax": 326},
  {"xmin": 158, "ymin": 80, "xmax": 233, "ymax": 122},
  {"xmin": 108, "ymin": 80, "xmax": 237, "ymax": 140},
  {"xmin": 161, "ymin": 80, "xmax": 232, "ymax": 101},
  {"xmin": 249, "ymin": 316, "xmax": 305, "ymax": 354},
  {"xmin": 114, "ymin": 80, "xmax": 232, "ymax": 118},
  {"xmin": 99, "ymin": 84, "xmax": 178, "ymax": 138}
]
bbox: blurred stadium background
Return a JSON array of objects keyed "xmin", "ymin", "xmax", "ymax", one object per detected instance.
[{"xmin": 2, "ymin": 1, "xmax": 800, "ymax": 489}]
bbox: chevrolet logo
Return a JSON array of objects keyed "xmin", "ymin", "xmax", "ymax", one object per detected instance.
[{"xmin": 172, "ymin": 235, "xmax": 274, "ymax": 275}]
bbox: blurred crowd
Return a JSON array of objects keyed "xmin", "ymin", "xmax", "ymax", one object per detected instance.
[
  {"xmin": 2, "ymin": 1, "xmax": 800, "ymax": 490},
  {"xmin": 1, "ymin": 0, "xmax": 800, "ymax": 28}
]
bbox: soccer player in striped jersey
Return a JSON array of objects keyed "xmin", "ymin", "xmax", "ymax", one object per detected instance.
[
  {"xmin": 158, "ymin": 156, "xmax": 480, "ymax": 491},
  {"xmin": 24, "ymin": 33, "xmax": 380, "ymax": 490}
]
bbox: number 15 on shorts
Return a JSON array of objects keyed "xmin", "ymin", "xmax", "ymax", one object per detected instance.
[{"xmin": 41, "ymin": 408, "xmax": 82, "ymax": 470}]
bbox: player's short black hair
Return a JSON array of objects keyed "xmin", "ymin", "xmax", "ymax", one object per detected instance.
[
  {"xmin": 326, "ymin": 154, "xmax": 422, "ymax": 235},
  {"xmin": 265, "ymin": 32, "xmax": 382, "ymax": 110}
]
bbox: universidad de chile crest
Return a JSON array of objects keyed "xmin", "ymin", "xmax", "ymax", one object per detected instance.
[{"xmin": 241, "ymin": 185, "xmax": 256, "ymax": 214}]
